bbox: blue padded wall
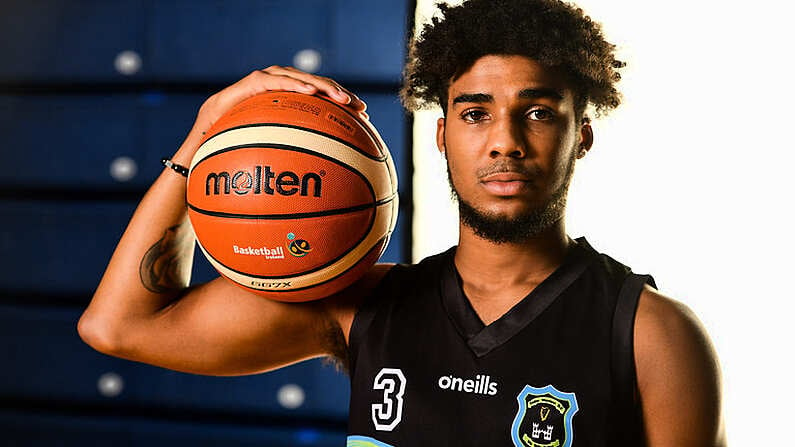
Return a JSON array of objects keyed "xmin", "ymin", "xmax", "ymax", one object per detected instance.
[
  {"xmin": 0, "ymin": 1, "xmax": 146, "ymax": 82},
  {"xmin": 0, "ymin": 305, "xmax": 349, "ymax": 419},
  {"xmin": 0, "ymin": 1, "xmax": 411, "ymax": 445},
  {"xmin": 0, "ymin": 0, "xmax": 408, "ymax": 84},
  {"xmin": 0, "ymin": 410, "xmax": 347, "ymax": 446}
]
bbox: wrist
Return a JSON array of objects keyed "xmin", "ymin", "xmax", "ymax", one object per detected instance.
[
  {"xmin": 161, "ymin": 158, "xmax": 189, "ymax": 177},
  {"xmin": 171, "ymin": 125, "xmax": 209, "ymax": 166}
]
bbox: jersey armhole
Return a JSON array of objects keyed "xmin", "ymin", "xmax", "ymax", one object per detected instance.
[{"xmin": 611, "ymin": 272, "xmax": 656, "ymax": 444}]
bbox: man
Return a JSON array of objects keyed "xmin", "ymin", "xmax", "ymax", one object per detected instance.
[{"xmin": 79, "ymin": 0, "xmax": 725, "ymax": 445}]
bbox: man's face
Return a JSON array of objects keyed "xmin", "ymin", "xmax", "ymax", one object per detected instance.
[{"xmin": 437, "ymin": 55, "xmax": 591, "ymax": 243}]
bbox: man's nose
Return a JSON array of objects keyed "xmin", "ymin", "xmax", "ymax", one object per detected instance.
[{"xmin": 487, "ymin": 118, "xmax": 527, "ymax": 158}]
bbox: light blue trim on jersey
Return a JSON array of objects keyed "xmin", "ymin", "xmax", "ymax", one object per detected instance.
[
  {"xmin": 347, "ymin": 435, "xmax": 395, "ymax": 447},
  {"xmin": 511, "ymin": 384, "xmax": 579, "ymax": 447}
]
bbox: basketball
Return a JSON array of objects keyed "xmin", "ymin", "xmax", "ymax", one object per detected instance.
[{"xmin": 186, "ymin": 91, "xmax": 398, "ymax": 302}]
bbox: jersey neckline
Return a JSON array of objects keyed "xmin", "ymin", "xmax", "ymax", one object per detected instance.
[{"xmin": 439, "ymin": 237, "xmax": 597, "ymax": 358}]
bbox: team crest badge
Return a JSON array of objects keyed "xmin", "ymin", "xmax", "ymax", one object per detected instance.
[{"xmin": 511, "ymin": 384, "xmax": 579, "ymax": 447}]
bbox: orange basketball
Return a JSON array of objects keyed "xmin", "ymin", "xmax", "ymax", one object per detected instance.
[{"xmin": 186, "ymin": 92, "xmax": 398, "ymax": 302}]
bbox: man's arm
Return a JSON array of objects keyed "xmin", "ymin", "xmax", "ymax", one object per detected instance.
[
  {"xmin": 635, "ymin": 285, "xmax": 727, "ymax": 446},
  {"xmin": 78, "ymin": 67, "xmax": 378, "ymax": 376}
]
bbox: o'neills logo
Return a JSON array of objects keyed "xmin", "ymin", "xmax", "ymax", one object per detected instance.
[
  {"xmin": 233, "ymin": 245, "xmax": 285, "ymax": 260},
  {"xmin": 438, "ymin": 374, "xmax": 498, "ymax": 396},
  {"xmin": 205, "ymin": 165, "xmax": 323, "ymax": 197}
]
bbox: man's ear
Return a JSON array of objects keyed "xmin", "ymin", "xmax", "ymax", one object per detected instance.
[
  {"xmin": 436, "ymin": 117, "xmax": 446, "ymax": 155},
  {"xmin": 577, "ymin": 122, "xmax": 594, "ymax": 158}
]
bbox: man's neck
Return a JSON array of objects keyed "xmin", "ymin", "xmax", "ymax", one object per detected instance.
[
  {"xmin": 453, "ymin": 219, "xmax": 571, "ymax": 324},
  {"xmin": 455, "ymin": 219, "xmax": 570, "ymax": 283}
]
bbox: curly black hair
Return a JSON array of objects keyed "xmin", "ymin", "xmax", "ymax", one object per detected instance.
[{"xmin": 401, "ymin": 0, "xmax": 625, "ymax": 119}]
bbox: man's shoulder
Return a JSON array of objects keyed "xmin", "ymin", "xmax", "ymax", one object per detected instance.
[
  {"xmin": 635, "ymin": 286, "xmax": 708, "ymax": 353},
  {"xmin": 323, "ymin": 248, "xmax": 455, "ymax": 344},
  {"xmin": 634, "ymin": 285, "xmax": 718, "ymax": 378},
  {"xmin": 377, "ymin": 246, "xmax": 457, "ymax": 285},
  {"xmin": 633, "ymin": 285, "xmax": 725, "ymax": 445},
  {"xmin": 573, "ymin": 237, "xmax": 636, "ymax": 281}
]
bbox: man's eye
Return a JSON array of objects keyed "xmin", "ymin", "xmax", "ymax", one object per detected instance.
[
  {"xmin": 462, "ymin": 110, "xmax": 488, "ymax": 122},
  {"xmin": 527, "ymin": 109, "xmax": 554, "ymax": 121}
]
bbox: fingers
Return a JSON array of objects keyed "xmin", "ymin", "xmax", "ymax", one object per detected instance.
[
  {"xmin": 262, "ymin": 65, "xmax": 367, "ymax": 113},
  {"xmin": 252, "ymin": 68, "xmax": 317, "ymax": 94},
  {"xmin": 197, "ymin": 66, "xmax": 370, "ymax": 134}
]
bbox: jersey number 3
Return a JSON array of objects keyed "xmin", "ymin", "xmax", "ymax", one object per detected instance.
[{"xmin": 371, "ymin": 368, "xmax": 406, "ymax": 431}]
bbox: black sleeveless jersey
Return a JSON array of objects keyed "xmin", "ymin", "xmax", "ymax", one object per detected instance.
[{"xmin": 346, "ymin": 237, "xmax": 654, "ymax": 447}]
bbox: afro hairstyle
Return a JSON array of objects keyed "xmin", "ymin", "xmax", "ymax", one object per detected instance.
[{"xmin": 401, "ymin": 0, "xmax": 626, "ymax": 119}]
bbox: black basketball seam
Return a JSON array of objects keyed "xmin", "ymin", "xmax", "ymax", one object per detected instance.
[
  {"xmin": 187, "ymin": 194, "xmax": 395, "ymax": 220},
  {"xmin": 193, "ymin": 203, "xmax": 391, "ymax": 281},
  {"xmin": 201, "ymin": 121, "xmax": 387, "ymax": 162},
  {"xmin": 191, "ymin": 142, "xmax": 377, "ymax": 181},
  {"xmin": 311, "ymin": 93, "xmax": 388, "ymax": 158}
]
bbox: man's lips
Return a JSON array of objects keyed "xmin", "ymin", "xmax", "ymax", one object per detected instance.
[
  {"xmin": 479, "ymin": 172, "xmax": 532, "ymax": 195},
  {"xmin": 480, "ymin": 172, "xmax": 530, "ymax": 182}
]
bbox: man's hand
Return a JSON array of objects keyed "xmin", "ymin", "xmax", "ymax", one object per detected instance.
[{"xmin": 194, "ymin": 65, "xmax": 368, "ymax": 135}]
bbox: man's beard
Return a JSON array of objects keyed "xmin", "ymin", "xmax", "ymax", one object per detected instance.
[{"xmin": 447, "ymin": 156, "xmax": 575, "ymax": 244}]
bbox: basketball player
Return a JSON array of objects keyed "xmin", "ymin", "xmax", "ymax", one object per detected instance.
[{"xmin": 79, "ymin": 0, "xmax": 725, "ymax": 445}]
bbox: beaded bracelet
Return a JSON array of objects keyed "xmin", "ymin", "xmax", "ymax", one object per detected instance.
[{"xmin": 161, "ymin": 157, "xmax": 189, "ymax": 177}]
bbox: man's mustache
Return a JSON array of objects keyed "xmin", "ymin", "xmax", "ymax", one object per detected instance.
[{"xmin": 476, "ymin": 161, "xmax": 541, "ymax": 180}]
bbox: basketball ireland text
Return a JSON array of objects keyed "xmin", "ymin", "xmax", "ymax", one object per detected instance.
[
  {"xmin": 204, "ymin": 165, "xmax": 323, "ymax": 197},
  {"xmin": 233, "ymin": 245, "xmax": 285, "ymax": 260}
]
